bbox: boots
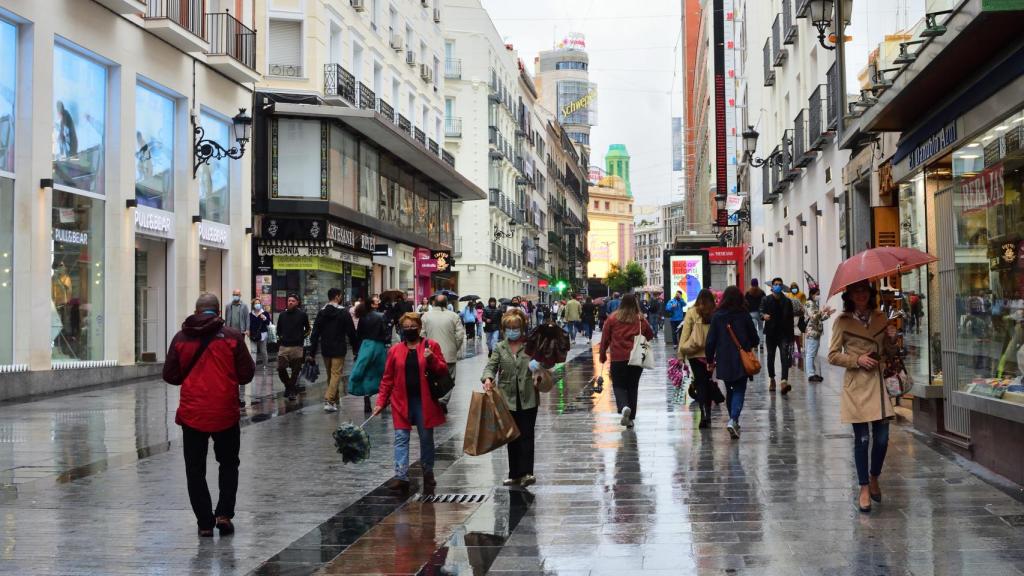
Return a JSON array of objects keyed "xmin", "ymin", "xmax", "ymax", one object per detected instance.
[{"xmin": 868, "ymin": 475, "xmax": 882, "ymax": 502}]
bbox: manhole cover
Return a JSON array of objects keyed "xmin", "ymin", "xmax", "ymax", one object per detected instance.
[{"xmin": 416, "ymin": 493, "xmax": 488, "ymax": 504}]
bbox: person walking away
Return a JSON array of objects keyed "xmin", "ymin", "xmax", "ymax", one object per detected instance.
[
  {"xmin": 483, "ymin": 298, "xmax": 503, "ymax": 357},
  {"xmin": 307, "ymin": 288, "xmax": 358, "ymax": 413},
  {"xmin": 248, "ymin": 298, "xmax": 270, "ymax": 373},
  {"xmin": 224, "ymin": 289, "xmax": 249, "ymax": 407},
  {"xmin": 597, "ymin": 298, "xmax": 609, "ymax": 329},
  {"xmin": 788, "ymin": 284, "xmax": 807, "ymax": 362},
  {"xmin": 606, "ymin": 292, "xmax": 622, "ymax": 315},
  {"xmin": 678, "ymin": 289, "xmax": 715, "ymax": 428},
  {"xmin": 563, "ymin": 296, "xmax": 582, "ymax": 342},
  {"xmin": 373, "ymin": 313, "xmax": 448, "ymax": 491},
  {"xmin": 827, "ymin": 281, "xmax": 899, "ymax": 513},
  {"xmin": 760, "ymin": 278, "xmax": 795, "ymax": 394},
  {"xmin": 599, "ymin": 294, "xmax": 655, "ymax": 428},
  {"xmin": 475, "ymin": 302, "xmax": 485, "ymax": 339},
  {"xmin": 163, "ymin": 293, "xmax": 255, "ymax": 537},
  {"xmin": 705, "ymin": 286, "xmax": 759, "ymax": 439},
  {"xmin": 803, "ymin": 287, "xmax": 834, "ymax": 382},
  {"xmin": 461, "ymin": 303, "xmax": 478, "ymax": 343},
  {"xmin": 275, "ymin": 294, "xmax": 310, "ymax": 400},
  {"xmin": 665, "ymin": 291, "xmax": 686, "ymax": 346},
  {"xmin": 646, "ymin": 296, "xmax": 662, "ymax": 341},
  {"xmin": 745, "ymin": 279, "xmax": 766, "ymax": 350},
  {"xmin": 350, "ymin": 296, "xmax": 390, "ymax": 413},
  {"xmin": 581, "ymin": 297, "xmax": 597, "ymax": 343},
  {"xmin": 421, "ymin": 294, "xmax": 465, "ymax": 412},
  {"xmin": 482, "ymin": 309, "xmax": 538, "ymax": 487}
]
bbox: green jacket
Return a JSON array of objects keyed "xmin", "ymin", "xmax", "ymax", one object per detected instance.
[
  {"xmin": 563, "ymin": 299, "xmax": 582, "ymax": 322},
  {"xmin": 481, "ymin": 340, "xmax": 537, "ymax": 411}
]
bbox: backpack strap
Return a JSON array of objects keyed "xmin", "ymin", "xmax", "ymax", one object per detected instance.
[{"xmin": 181, "ymin": 332, "xmax": 219, "ymax": 382}]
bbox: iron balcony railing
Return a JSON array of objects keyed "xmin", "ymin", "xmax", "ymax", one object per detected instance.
[
  {"xmin": 793, "ymin": 108, "xmax": 816, "ymax": 167},
  {"xmin": 808, "ymin": 84, "xmax": 828, "ymax": 150},
  {"xmin": 358, "ymin": 82, "xmax": 375, "ymax": 110},
  {"xmin": 763, "ymin": 39, "xmax": 775, "ymax": 86},
  {"xmin": 488, "ymin": 125, "xmax": 498, "ymax": 145},
  {"xmin": 445, "ymin": 117, "xmax": 462, "ymax": 138},
  {"xmin": 324, "ymin": 64, "xmax": 356, "ymax": 104},
  {"xmin": 453, "ymin": 237, "xmax": 462, "ymax": 257},
  {"xmin": 397, "ymin": 114, "xmax": 412, "ymax": 134},
  {"xmin": 826, "ymin": 62, "xmax": 840, "ymax": 131},
  {"xmin": 377, "ymin": 98, "xmax": 395, "ymax": 123},
  {"xmin": 771, "ymin": 159, "xmax": 786, "ymax": 196},
  {"xmin": 414, "ymin": 127, "xmax": 426, "ymax": 145},
  {"xmin": 782, "ymin": 0, "xmax": 797, "ymax": 45},
  {"xmin": 781, "ymin": 130, "xmax": 799, "ymax": 182},
  {"xmin": 427, "ymin": 138, "xmax": 439, "ymax": 154},
  {"xmin": 445, "ymin": 58, "xmax": 462, "ymax": 79},
  {"xmin": 772, "ymin": 15, "xmax": 787, "ymax": 67},
  {"xmin": 441, "ymin": 149, "xmax": 455, "ymax": 167},
  {"xmin": 206, "ymin": 10, "xmax": 255, "ymax": 69},
  {"xmin": 762, "ymin": 163, "xmax": 778, "ymax": 204},
  {"xmin": 147, "ymin": 0, "xmax": 207, "ymax": 40},
  {"xmin": 489, "ymin": 189, "xmax": 500, "ymax": 206}
]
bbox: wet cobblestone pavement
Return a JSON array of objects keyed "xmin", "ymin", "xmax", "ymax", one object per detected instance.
[{"xmin": 3, "ymin": 337, "xmax": 1024, "ymax": 575}]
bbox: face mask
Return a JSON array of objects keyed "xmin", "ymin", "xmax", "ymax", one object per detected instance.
[
  {"xmin": 232, "ymin": 295, "xmax": 240, "ymax": 303},
  {"xmin": 505, "ymin": 329, "xmax": 522, "ymax": 341},
  {"xmin": 254, "ymin": 304, "xmax": 262, "ymax": 311},
  {"xmin": 402, "ymin": 328, "xmax": 420, "ymax": 342},
  {"xmin": 791, "ymin": 288, "xmax": 799, "ymax": 295},
  {"xmin": 772, "ymin": 285, "xmax": 784, "ymax": 294}
]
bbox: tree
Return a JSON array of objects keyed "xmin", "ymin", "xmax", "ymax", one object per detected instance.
[
  {"xmin": 604, "ymin": 264, "xmax": 629, "ymax": 294},
  {"xmin": 624, "ymin": 261, "xmax": 647, "ymax": 291},
  {"xmin": 605, "ymin": 261, "xmax": 646, "ymax": 294}
]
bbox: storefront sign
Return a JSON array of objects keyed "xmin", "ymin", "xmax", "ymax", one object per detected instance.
[
  {"xmin": 705, "ymin": 246, "xmax": 745, "ymax": 262},
  {"xmin": 990, "ymin": 239, "xmax": 1019, "ymax": 270},
  {"xmin": 351, "ymin": 265, "xmax": 367, "ymax": 279},
  {"xmin": 53, "ymin": 228, "xmax": 88, "ymax": 246},
  {"xmin": 908, "ymin": 122, "xmax": 957, "ymax": 170},
  {"xmin": 983, "ymin": 0, "xmax": 1024, "ymax": 12},
  {"xmin": 273, "ymin": 255, "xmax": 343, "ymax": 275},
  {"xmin": 725, "ymin": 194, "xmax": 743, "ymax": 214},
  {"xmin": 257, "ymin": 243, "xmax": 330, "ymax": 257},
  {"xmin": 327, "ymin": 222, "xmax": 375, "ymax": 252},
  {"xmin": 373, "ymin": 244, "xmax": 393, "ymax": 257},
  {"xmin": 198, "ymin": 221, "xmax": 229, "ymax": 247},
  {"xmin": 134, "ymin": 206, "xmax": 173, "ymax": 239},
  {"xmin": 433, "ymin": 250, "xmax": 453, "ymax": 272},
  {"xmin": 962, "ymin": 163, "xmax": 1004, "ymax": 214},
  {"xmin": 538, "ymin": 279, "xmax": 549, "ymax": 289},
  {"xmin": 415, "ymin": 248, "xmax": 454, "ymax": 275},
  {"xmin": 262, "ymin": 218, "xmax": 374, "ymax": 253}
]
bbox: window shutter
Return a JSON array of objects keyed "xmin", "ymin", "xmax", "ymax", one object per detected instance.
[{"xmin": 269, "ymin": 19, "xmax": 301, "ymax": 75}]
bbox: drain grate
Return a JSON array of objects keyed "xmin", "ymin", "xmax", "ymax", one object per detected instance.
[{"xmin": 416, "ymin": 493, "xmax": 488, "ymax": 504}]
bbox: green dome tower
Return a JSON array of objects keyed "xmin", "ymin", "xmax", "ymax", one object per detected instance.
[{"xmin": 605, "ymin": 144, "xmax": 631, "ymax": 197}]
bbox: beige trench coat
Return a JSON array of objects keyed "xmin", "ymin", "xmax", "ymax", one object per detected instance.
[{"xmin": 827, "ymin": 310, "xmax": 898, "ymax": 424}]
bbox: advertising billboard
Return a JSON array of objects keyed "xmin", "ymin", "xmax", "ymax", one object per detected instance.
[{"xmin": 663, "ymin": 250, "xmax": 710, "ymax": 310}]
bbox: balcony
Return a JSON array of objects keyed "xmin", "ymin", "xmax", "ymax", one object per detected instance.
[
  {"xmin": 377, "ymin": 98, "xmax": 395, "ymax": 123},
  {"xmin": 445, "ymin": 117, "xmax": 462, "ymax": 139},
  {"xmin": 825, "ymin": 63, "xmax": 840, "ymax": 131},
  {"xmin": 358, "ymin": 82, "xmax": 376, "ymax": 110},
  {"xmin": 793, "ymin": 108, "xmax": 816, "ymax": 167},
  {"xmin": 441, "ymin": 149, "xmax": 455, "ymax": 167},
  {"xmin": 427, "ymin": 138, "xmax": 439, "ymax": 154},
  {"xmin": 445, "ymin": 58, "xmax": 462, "ymax": 80},
  {"xmin": 453, "ymin": 236, "xmax": 462, "ymax": 257},
  {"xmin": 144, "ymin": 0, "xmax": 210, "ymax": 53},
  {"xmin": 324, "ymin": 64, "xmax": 356, "ymax": 105},
  {"xmin": 808, "ymin": 84, "xmax": 829, "ymax": 150},
  {"xmin": 763, "ymin": 39, "xmax": 775, "ymax": 86},
  {"xmin": 772, "ymin": 15, "xmax": 787, "ymax": 67},
  {"xmin": 770, "ymin": 160, "xmax": 787, "ymax": 197},
  {"xmin": 762, "ymin": 164, "xmax": 778, "ymax": 204},
  {"xmin": 489, "ymin": 188, "xmax": 500, "ymax": 206},
  {"xmin": 94, "ymin": 0, "xmax": 147, "ymax": 15},
  {"xmin": 780, "ymin": 130, "xmax": 800, "ymax": 182},
  {"xmin": 205, "ymin": 11, "xmax": 259, "ymax": 83},
  {"xmin": 782, "ymin": 0, "xmax": 797, "ymax": 45},
  {"xmin": 414, "ymin": 127, "xmax": 426, "ymax": 146},
  {"xmin": 397, "ymin": 114, "xmax": 412, "ymax": 135}
]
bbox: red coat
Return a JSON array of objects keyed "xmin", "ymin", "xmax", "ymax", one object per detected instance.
[
  {"xmin": 599, "ymin": 314, "xmax": 655, "ymax": 363},
  {"xmin": 163, "ymin": 313, "xmax": 255, "ymax": 433},
  {"xmin": 376, "ymin": 339, "xmax": 448, "ymax": 430}
]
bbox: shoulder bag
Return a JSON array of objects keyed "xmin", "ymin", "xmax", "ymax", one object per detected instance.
[
  {"xmin": 178, "ymin": 333, "xmax": 217, "ymax": 384},
  {"xmin": 628, "ymin": 320, "xmax": 656, "ymax": 369},
  {"xmin": 424, "ymin": 340, "xmax": 455, "ymax": 401},
  {"xmin": 726, "ymin": 323, "xmax": 761, "ymax": 376}
]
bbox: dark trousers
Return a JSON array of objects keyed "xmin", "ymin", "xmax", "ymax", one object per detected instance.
[
  {"xmin": 690, "ymin": 359, "xmax": 714, "ymax": 418},
  {"xmin": 852, "ymin": 420, "xmax": 890, "ymax": 486},
  {"xmin": 182, "ymin": 423, "xmax": 240, "ymax": 530},
  {"xmin": 670, "ymin": 320, "xmax": 682, "ymax": 344},
  {"xmin": 609, "ymin": 361, "xmax": 643, "ymax": 419},
  {"xmin": 506, "ymin": 407, "xmax": 538, "ymax": 479},
  {"xmin": 765, "ymin": 337, "xmax": 791, "ymax": 380},
  {"xmin": 582, "ymin": 321, "xmax": 594, "ymax": 340}
]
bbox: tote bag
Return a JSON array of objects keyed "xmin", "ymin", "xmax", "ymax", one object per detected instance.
[{"xmin": 628, "ymin": 320, "xmax": 655, "ymax": 369}]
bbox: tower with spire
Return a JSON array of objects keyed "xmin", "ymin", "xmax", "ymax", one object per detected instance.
[{"xmin": 604, "ymin": 144, "xmax": 631, "ymax": 197}]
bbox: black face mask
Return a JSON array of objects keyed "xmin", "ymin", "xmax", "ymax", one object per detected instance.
[{"xmin": 402, "ymin": 328, "xmax": 420, "ymax": 342}]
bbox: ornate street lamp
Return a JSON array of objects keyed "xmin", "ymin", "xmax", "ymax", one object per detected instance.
[
  {"xmin": 741, "ymin": 126, "xmax": 784, "ymax": 168},
  {"xmin": 193, "ymin": 108, "xmax": 252, "ymax": 177},
  {"xmin": 807, "ymin": 0, "xmax": 836, "ymax": 50},
  {"xmin": 493, "ymin": 218, "xmax": 516, "ymax": 240}
]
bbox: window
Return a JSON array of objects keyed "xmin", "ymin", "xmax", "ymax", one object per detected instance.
[
  {"xmin": 198, "ymin": 112, "xmax": 230, "ymax": 223},
  {"xmin": 53, "ymin": 45, "xmax": 106, "ymax": 195},
  {"xmin": 605, "ymin": 201, "xmax": 610, "ymax": 210},
  {"xmin": 276, "ymin": 118, "xmax": 322, "ymax": 199},
  {"xmin": 593, "ymin": 200, "xmax": 599, "ymax": 209},
  {"xmin": 268, "ymin": 19, "xmax": 302, "ymax": 77},
  {"xmin": 0, "ymin": 19, "xmax": 15, "ymax": 174},
  {"xmin": 359, "ymin": 141, "xmax": 380, "ymax": 218},
  {"xmin": 51, "ymin": 190, "xmax": 105, "ymax": 361},
  {"xmin": 555, "ymin": 60, "xmax": 588, "ymax": 71},
  {"xmin": 135, "ymin": 84, "xmax": 174, "ymax": 210},
  {"xmin": 330, "ymin": 124, "xmax": 358, "ymax": 209},
  {"xmin": 0, "ymin": 178, "xmax": 11, "ymax": 364}
]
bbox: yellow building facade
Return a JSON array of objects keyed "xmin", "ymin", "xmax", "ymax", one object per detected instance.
[{"xmin": 586, "ymin": 175, "xmax": 634, "ymax": 279}]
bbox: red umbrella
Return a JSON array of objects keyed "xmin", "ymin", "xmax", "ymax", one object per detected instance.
[{"xmin": 828, "ymin": 247, "xmax": 937, "ymax": 298}]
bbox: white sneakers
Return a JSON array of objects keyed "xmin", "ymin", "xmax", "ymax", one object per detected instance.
[
  {"xmin": 620, "ymin": 406, "xmax": 632, "ymax": 427},
  {"xmin": 323, "ymin": 402, "xmax": 338, "ymax": 413}
]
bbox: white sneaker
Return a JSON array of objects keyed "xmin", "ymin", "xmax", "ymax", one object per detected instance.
[
  {"xmin": 620, "ymin": 406, "xmax": 632, "ymax": 427},
  {"xmin": 726, "ymin": 420, "xmax": 739, "ymax": 439},
  {"xmin": 324, "ymin": 402, "xmax": 338, "ymax": 413}
]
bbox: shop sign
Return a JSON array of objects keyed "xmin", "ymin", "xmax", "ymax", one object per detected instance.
[
  {"xmin": 415, "ymin": 249, "xmax": 455, "ymax": 275},
  {"xmin": 538, "ymin": 279, "xmax": 549, "ymax": 289},
  {"xmin": 134, "ymin": 206, "xmax": 173, "ymax": 239},
  {"xmin": 373, "ymin": 244, "xmax": 393, "ymax": 257},
  {"xmin": 962, "ymin": 163, "xmax": 1004, "ymax": 214},
  {"xmin": 53, "ymin": 228, "xmax": 88, "ymax": 245},
  {"xmin": 351, "ymin": 265, "xmax": 367, "ymax": 279},
  {"xmin": 262, "ymin": 218, "xmax": 374, "ymax": 253},
  {"xmin": 273, "ymin": 255, "xmax": 343, "ymax": 275},
  {"xmin": 706, "ymin": 246, "xmax": 744, "ymax": 262},
  {"xmin": 990, "ymin": 240, "xmax": 1019, "ymax": 270},
  {"xmin": 332, "ymin": 250, "xmax": 373, "ymax": 267},
  {"xmin": 908, "ymin": 122, "xmax": 957, "ymax": 170},
  {"xmin": 1006, "ymin": 125, "xmax": 1022, "ymax": 154},
  {"xmin": 983, "ymin": 0, "xmax": 1024, "ymax": 12},
  {"xmin": 257, "ymin": 243, "xmax": 330, "ymax": 257},
  {"xmin": 327, "ymin": 222, "xmax": 375, "ymax": 253},
  {"xmin": 725, "ymin": 194, "xmax": 743, "ymax": 214},
  {"xmin": 198, "ymin": 221, "xmax": 229, "ymax": 247}
]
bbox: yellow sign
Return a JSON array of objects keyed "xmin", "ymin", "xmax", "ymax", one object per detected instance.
[
  {"xmin": 351, "ymin": 265, "xmax": 367, "ymax": 279},
  {"xmin": 274, "ymin": 256, "xmax": 343, "ymax": 275},
  {"xmin": 561, "ymin": 89, "xmax": 596, "ymax": 118}
]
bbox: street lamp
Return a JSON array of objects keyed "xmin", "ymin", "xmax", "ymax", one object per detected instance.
[
  {"xmin": 493, "ymin": 218, "xmax": 516, "ymax": 240},
  {"xmin": 193, "ymin": 108, "xmax": 252, "ymax": 177},
  {"xmin": 741, "ymin": 126, "xmax": 785, "ymax": 168}
]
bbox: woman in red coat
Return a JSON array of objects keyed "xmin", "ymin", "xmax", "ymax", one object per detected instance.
[{"xmin": 373, "ymin": 312, "xmax": 448, "ymax": 491}]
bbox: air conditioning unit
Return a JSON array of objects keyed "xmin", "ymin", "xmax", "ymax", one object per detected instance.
[
  {"xmin": 421, "ymin": 0, "xmax": 429, "ymax": 7},
  {"xmin": 406, "ymin": 51, "xmax": 417, "ymax": 67},
  {"xmin": 270, "ymin": 64, "xmax": 303, "ymax": 77},
  {"xmin": 351, "ymin": 0, "xmax": 366, "ymax": 11},
  {"xmin": 390, "ymin": 32, "xmax": 403, "ymax": 51},
  {"xmin": 433, "ymin": 7, "xmax": 441, "ymax": 22},
  {"xmin": 420, "ymin": 64, "xmax": 433, "ymax": 82}
]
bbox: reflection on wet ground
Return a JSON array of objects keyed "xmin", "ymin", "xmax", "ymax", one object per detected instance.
[{"xmin": 4, "ymin": 336, "xmax": 1024, "ymax": 574}]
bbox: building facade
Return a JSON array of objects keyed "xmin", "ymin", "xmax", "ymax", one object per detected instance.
[
  {"xmin": 586, "ymin": 145, "xmax": 635, "ymax": 287},
  {"xmin": 633, "ymin": 206, "xmax": 663, "ymax": 294},
  {"xmin": 0, "ymin": 0, "xmax": 258, "ymax": 398},
  {"xmin": 534, "ymin": 35, "xmax": 597, "ymax": 155}
]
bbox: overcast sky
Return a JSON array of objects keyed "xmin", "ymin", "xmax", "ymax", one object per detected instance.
[{"xmin": 480, "ymin": 0, "xmax": 684, "ymax": 207}]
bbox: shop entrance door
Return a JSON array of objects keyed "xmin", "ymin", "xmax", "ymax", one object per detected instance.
[{"xmin": 135, "ymin": 239, "xmax": 167, "ymax": 362}]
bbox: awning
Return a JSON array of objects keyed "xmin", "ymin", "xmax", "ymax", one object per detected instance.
[{"xmin": 272, "ymin": 102, "xmax": 486, "ymax": 201}]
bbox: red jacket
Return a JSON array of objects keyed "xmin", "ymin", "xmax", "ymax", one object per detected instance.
[
  {"xmin": 599, "ymin": 314, "xmax": 655, "ymax": 363},
  {"xmin": 163, "ymin": 313, "xmax": 255, "ymax": 433},
  {"xmin": 376, "ymin": 339, "xmax": 448, "ymax": 430}
]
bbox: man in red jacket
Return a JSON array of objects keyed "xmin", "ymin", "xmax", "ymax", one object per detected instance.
[{"xmin": 163, "ymin": 293, "xmax": 255, "ymax": 537}]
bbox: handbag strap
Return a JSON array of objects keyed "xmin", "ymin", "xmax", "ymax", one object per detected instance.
[
  {"xmin": 181, "ymin": 332, "xmax": 218, "ymax": 382},
  {"xmin": 725, "ymin": 323, "xmax": 747, "ymax": 353}
]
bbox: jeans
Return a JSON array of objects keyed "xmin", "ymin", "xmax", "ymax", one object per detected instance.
[
  {"xmin": 476, "ymin": 322, "xmax": 483, "ymax": 338},
  {"xmin": 804, "ymin": 337, "xmax": 821, "ymax": 378},
  {"xmin": 565, "ymin": 321, "xmax": 577, "ymax": 340},
  {"xmin": 750, "ymin": 312, "xmax": 764, "ymax": 344},
  {"xmin": 487, "ymin": 330, "xmax": 500, "ymax": 352},
  {"xmin": 765, "ymin": 338, "xmax": 791, "ymax": 380},
  {"xmin": 724, "ymin": 379, "xmax": 748, "ymax": 423},
  {"xmin": 582, "ymin": 321, "xmax": 594, "ymax": 340},
  {"xmin": 323, "ymin": 356, "xmax": 346, "ymax": 403},
  {"xmin": 852, "ymin": 420, "xmax": 890, "ymax": 485},
  {"xmin": 394, "ymin": 396, "xmax": 435, "ymax": 480},
  {"xmin": 670, "ymin": 320, "xmax": 682, "ymax": 345},
  {"xmin": 277, "ymin": 345, "xmax": 305, "ymax": 393},
  {"xmin": 648, "ymin": 314, "xmax": 660, "ymax": 338},
  {"xmin": 609, "ymin": 361, "xmax": 643, "ymax": 419},
  {"xmin": 507, "ymin": 407, "xmax": 538, "ymax": 479},
  {"xmin": 249, "ymin": 338, "xmax": 268, "ymax": 367},
  {"xmin": 182, "ymin": 423, "xmax": 240, "ymax": 530}
]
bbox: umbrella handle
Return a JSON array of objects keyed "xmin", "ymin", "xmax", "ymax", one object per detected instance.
[{"xmin": 360, "ymin": 413, "xmax": 376, "ymax": 428}]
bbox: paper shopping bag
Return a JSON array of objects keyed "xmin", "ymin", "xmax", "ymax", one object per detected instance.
[
  {"xmin": 486, "ymin": 389, "xmax": 521, "ymax": 445},
  {"xmin": 462, "ymin": 390, "xmax": 521, "ymax": 456}
]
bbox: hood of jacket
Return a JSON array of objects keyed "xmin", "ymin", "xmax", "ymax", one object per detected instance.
[
  {"xmin": 319, "ymin": 303, "xmax": 343, "ymax": 319},
  {"xmin": 182, "ymin": 313, "xmax": 226, "ymax": 337}
]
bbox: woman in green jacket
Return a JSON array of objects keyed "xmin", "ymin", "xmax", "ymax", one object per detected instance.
[{"xmin": 482, "ymin": 309, "xmax": 538, "ymax": 487}]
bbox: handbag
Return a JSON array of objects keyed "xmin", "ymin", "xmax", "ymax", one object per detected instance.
[
  {"xmin": 425, "ymin": 340, "xmax": 455, "ymax": 401},
  {"xmin": 726, "ymin": 323, "xmax": 761, "ymax": 376},
  {"xmin": 628, "ymin": 320, "xmax": 655, "ymax": 369},
  {"xmin": 883, "ymin": 356, "xmax": 913, "ymax": 397}
]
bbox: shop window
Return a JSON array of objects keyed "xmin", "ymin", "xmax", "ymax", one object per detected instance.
[
  {"xmin": 428, "ymin": 190, "xmax": 439, "ymax": 242},
  {"xmin": 399, "ymin": 184, "xmax": 413, "ymax": 229},
  {"xmin": 897, "ymin": 178, "xmax": 934, "ymax": 382},
  {"xmin": 414, "ymin": 181, "xmax": 429, "ymax": 238},
  {"xmin": 330, "ymin": 124, "xmax": 358, "ymax": 209},
  {"xmin": 440, "ymin": 197, "xmax": 452, "ymax": 246},
  {"xmin": 135, "ymin": 84, "xmax": 175, "ymax": 210},
  {"xmin": 51, "ymin": 190, "xmax": 105, "ymax": 361},
  {"xmin": 0, "ymin": 19, "xmax": 15, "ymax": 174},
  {"xmin": 359, "ymin": 141, "xmax": 380, "ymax": 217},
  {"xmin": 198, "ymin": 112, "xmax": 230, "ymax": 223},
  {"xmin": 0, "ymin": 177, "xmax": 11, "ymax": 364},
  {"xmin": 276, "ymin": 117, "xmax": 323, "ymax": 199},
  {"xmin": 53, "ymin": 44, "xmax": 106, "ymax": 195}
]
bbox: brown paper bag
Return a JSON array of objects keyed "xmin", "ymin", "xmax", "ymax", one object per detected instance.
[{"xmin": 462, "ymin": 389, "xmax": 521, "ymax": 456}]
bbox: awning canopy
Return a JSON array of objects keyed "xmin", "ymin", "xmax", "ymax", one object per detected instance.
[{"xmin": 272, "ymin": 102, "xmax": 486, "ymax": 201}]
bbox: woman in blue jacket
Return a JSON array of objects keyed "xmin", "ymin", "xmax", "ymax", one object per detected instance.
[{"xmin": 705, "ymin": 285, "xmax": 759, "ymax": 439}]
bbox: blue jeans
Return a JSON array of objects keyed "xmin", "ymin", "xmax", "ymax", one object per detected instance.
[
  {"xmin": 852, "ymin": 421, "xmax": 889, "ymax": 485},
  {"xmin": 724, "ymin": 378, "xmax": 747, "ymax": 423},
  {"xmin": 648, "ymin": 315, "xmax": 660, "ymax": 338},
  {"xmin": 583, "ymin": 321, "xmax": 594, "ymax": 340},
  {"xmin": 487, "ymin": 330, "xmax": 499, "ymax": 352},
  {"xmin": 750, "ymin": 312, "xmax": 763, "ymax": 343},
  {"xmin": 805, "ymin": 336, "xmax": 821, "ymax": 377},
  {"xmin": 393, "ymin": 396, "xmax": 435, "ymax": 480}
]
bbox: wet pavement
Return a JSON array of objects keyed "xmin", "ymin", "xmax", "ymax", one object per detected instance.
[{"xmin": 3, "ymin": 336, "xmax": 1024, "ymax": 575}]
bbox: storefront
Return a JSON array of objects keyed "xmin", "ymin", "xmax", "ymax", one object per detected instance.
[
  {"xmin": 51, "ymin": 191, "xmax": 104, "ymax": 362},
  {"xmin": 414, "ymin": 248, "xmax": 456, "ymax": 302},
  {"xmin": 133, "ymin": 206, "xmax": 173, "ymax": 362},
  {"xmin": 198, "ymin": 220, "xmax": 230, "ymax": 305}
]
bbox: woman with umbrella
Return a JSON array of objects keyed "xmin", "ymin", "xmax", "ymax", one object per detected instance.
[{"xmin": 372, "ymin": 312, "xmax": 448, "ymax": 491}]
